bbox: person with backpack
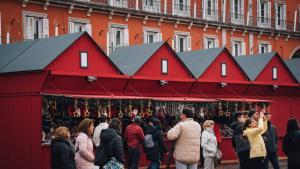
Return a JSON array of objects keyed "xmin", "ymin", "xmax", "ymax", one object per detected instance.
[
  {"xmin": 167, "ymin": 108, "xmax": 201, "ymax": 169},
  {"xmin": 94, "ymin": 118, "xmax": 125, "ymax": 168},
  {"xmin": 144, "ymin": 118, "xmax": 168, "ymax": 169},
  {"xmin": 231, "ymin": 112, "xmax": 250, "ymax": 169},
  {"xmin": 124, "ymin": 116, "xmax": 145, "ymax": 169}
]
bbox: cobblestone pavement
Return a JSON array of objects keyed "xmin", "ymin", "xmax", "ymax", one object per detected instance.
[{"xmin": 214, "ymin": 160, "xmax": 288, "ymax": 169}]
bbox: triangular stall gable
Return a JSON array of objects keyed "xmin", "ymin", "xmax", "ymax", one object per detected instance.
[
  {"xmin": 42, "ymin": 33, "xmax": 128, "ymax": 96},
  {"xmin": 110, "ymin": 42, "xmax": 195, "ymax": 97},
  {"xmin": 179, "ymin": 48, "xmax": 250, "ymax": 98}
]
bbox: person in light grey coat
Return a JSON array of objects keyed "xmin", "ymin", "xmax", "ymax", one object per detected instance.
[{"xmin": 201, "ymin": 120, "xmax": 218, "ymax": 169}]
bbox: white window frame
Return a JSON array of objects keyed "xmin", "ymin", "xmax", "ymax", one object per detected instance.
[
  {"xmin": 69, "ymin": 17, "xmax": 92, "ymax": 36},
  {"xmin": 173, "ymin": 0, "xmax": 191, "ymax": 17},
  {"xmin": 109, "ymin": 23, "xmax": 129, "ymax": 53},
  {"xmin": 162, "ymin": 59, "xmax": 168, "ymax": 74},
  {"xmin": 204, "ymin": 34, "xmax": 219, "ymax": 49},
  {"xmin": 258, "ymin": 41, "xmax": 272, "ymax": 53},
  {"xmin": 174, "ymin": 31, "xmax": 191, "ymax": 52},
  {"xmin": 203, "ymin": 0, "xmax": 218, "ymax": 21},
  {"xmin": 221, "ymin": 63, "xmax": 227, "ymax": 77},
  {"xmin": 80, "ymin": 51, "xmax": 88, "ymax": 68},
  {"xmin": 143, "ymin": 0, "xmax": 161, "ymax": 13},
  {"xmin": 272, "ymin": 67, "xmax": 278, "ymax": 80},
  {"xmin": 231, "ymin": 38, "xmax": 245, "ymax": 56},
  {"xmin": 231, "ymin": 0, "xmax": 244, "ymax": 25},
  {"xmin": 109, "ymin": 0, "xmax": 128, "ymax": 8},
  {"xmin": 275, "ymin": 2, "xmax": 286, "ymax": 30},
  {"xmin": 143, "ymin": 27, "xmax": 162, "ymax": 43},
  {"xmin": 23, "ymin": 11, "xmax": 48, "ymax": 40},
  {"xmin": 257, "ymin": 0, "xmax": 271, "ymax": 28}
]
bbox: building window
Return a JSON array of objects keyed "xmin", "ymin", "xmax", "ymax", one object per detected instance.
[
  {"xmin": 143, "ymin": 0, "xmax": 160, "ymax": 13},
  {"xmin": 231, "ymin": 39, "xmax": 245, "ymax": 56},
  {"xmin": 272, "ymin": 67, "xmax": 278, "ymax": 80},
  {"xmin": 174, "ymin": 32, "xmax": 191, "ymax": 52},
  {"xmin": 203, "ymin": 0, "xmax": 218, "ymax": 21},
  {"xmin": 80, "ymin": 52, "xmax": 88, "ymax": 68},
  {"xmin": 258, "ymin": 0, "xmax": 271, "ymax": 28},
  {"xmin": 221, "ymin": 63, "xmax": 227, "ymax": 76},
  {"xmin": 204, "ymin": 36, "xmax": 219, "ymax": 49},
  {"xmin": 275, "ymin": 3, "xmax": 286, "ymax": 30},
  {"xmin": 231, "ymin": 0, "xmax": 244, "ymax": 24},
  {"xmin": 69, "ymin": 18, "xmax": 92, "ymax": 36},
  {"xmin": 23, "ymin": 11, "xmax": 48, "ymax": 40},
  {"xmin": 173, "ymin": 0, "xmax": 190, "ymax": 17},
  {"xmin": 259, "ymin": 42, "xmax": 271, "ymax": 53},
  {"xmin": 109, "ymin": 24, "xmax": 129, "ymax": 53},
  {"xmin": 143, "ymin": 28, "xmax": 162, "ymax": 43},
  {"xmin": 109, "ymin": 0, "xmax": 128, "ymax": 8},
  {"xmin": 162, "ymin": 59, "xmax": 168, "ymax": 74}
]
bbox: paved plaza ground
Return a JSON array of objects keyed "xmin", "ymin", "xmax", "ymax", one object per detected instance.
[{"xmin": 215, "ymin": 160, "xmax": 287, "ymax": 169}]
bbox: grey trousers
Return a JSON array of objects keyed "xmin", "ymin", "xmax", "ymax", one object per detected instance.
[
  {"xmin": 204, "ymin": 157, "xmax": 215, "ymax": 169},
  {"xmin": 175, "ymin": 160, "xmax": 198, "ymax": 169}
]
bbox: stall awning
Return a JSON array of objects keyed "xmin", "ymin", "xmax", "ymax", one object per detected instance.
[
  {"xmin": 217, "ymin": 98, "xmax": 272, "ymax": 102},
  {"xmin": 41, "ymin": 93, "xmax": 217, "ymax": 102}
]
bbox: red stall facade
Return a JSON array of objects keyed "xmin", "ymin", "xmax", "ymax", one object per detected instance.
[{"xmin": 0, "ymin": 33, "xmax": 299, "ymax": 169}]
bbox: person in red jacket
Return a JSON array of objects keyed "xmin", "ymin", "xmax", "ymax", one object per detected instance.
[{"xmin": 124, "ymin": 116, "xmax": 145, "ymax": 169}]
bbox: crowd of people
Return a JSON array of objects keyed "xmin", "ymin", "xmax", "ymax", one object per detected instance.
[{"xmin": 50, "ymin": 108, "xmax": 300, "ymax": 169}]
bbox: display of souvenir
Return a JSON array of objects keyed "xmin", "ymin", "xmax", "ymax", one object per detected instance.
[
  {"xmin": 73, "ymin": 98, "xmax": 81, "ymax": 117},
  {"xmin": 83, "ymin": 99, "xmax": 90, "ymax": 118}
]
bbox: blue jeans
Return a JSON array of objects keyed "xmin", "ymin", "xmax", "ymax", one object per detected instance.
[
  {"xmin": 175, "ymin": 160, "xmax": 198, "ymax": 169},
  {"xmin": 263, "ymin": 151, "xmax": 280, "ymax": 169},
  {"xmin": 148, "ymin": 161, "xmax": 160, "ymax": 169}
]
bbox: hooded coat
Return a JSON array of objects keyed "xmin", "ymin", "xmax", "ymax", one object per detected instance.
[
  {"xmin": 231, "ymin": 121, "xmax": 250, "ymax": 153},
  {"xmin": 100, "ymin": 128, "xmax": 125, "ymax": 164},
  {"xmin": 51, "ymin": 139, "xmax": 76, "ymax": 169}
]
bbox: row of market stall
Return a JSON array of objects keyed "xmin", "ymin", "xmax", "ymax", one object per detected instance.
[{"xmin": 0, "ymin": 32, "xmax": 299, "ymax": 169}]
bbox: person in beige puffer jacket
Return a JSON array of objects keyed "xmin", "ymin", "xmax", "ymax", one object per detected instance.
[{"xmin": 167, "ymin": 108, "xmax": 201, "ymax": 169}]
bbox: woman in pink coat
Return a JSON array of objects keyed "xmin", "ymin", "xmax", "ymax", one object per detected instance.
[{"xmin": 75, "ymin": 119, "xmax": 95, "ymax": 169}]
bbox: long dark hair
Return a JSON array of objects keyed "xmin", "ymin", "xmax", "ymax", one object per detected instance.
[
  {"xmin": 243, "ymin": 118, "xmax": 252, "ymax": 130},
  {"xmin": 286, "ymin": 118, "xmax": 299, "ymax": 135}
]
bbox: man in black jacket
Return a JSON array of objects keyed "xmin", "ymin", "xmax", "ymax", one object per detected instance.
[
  {"xmin": 262, "ymin": 112, "xmax": 280, "ymax": 169},
  {"xmin": 231, "ymin": 112, "xmax": 251, "ymax": 169}
]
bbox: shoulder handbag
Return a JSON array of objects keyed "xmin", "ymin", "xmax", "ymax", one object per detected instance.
[{"xmin": 103, "ymin": 157, "xmax": 124, "ymax": 169}]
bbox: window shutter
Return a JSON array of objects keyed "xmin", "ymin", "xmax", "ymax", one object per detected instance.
[
  {"xmin": 175, "ymin": 35, "xmax": 179, "ymax": 52},
  {"xmin": 268, "ymin": 44, "xmax": 272, "ymax": 52},
  {"xmin": 156, "ymin": 0, "xmax": 161, "ymax": 12},
  {"xmin": 214, "ymin": 0, "xmax": 218, "ymax": 17},
  {"xmin": 69, "ymin": 21, "xmax": 74, "ymax": 34},
  {"xmin": 231, "ymin": 41, "xmax": 235, "ymax": 56},
  {"xmin": 283, "ymin": 4, "xmax": 286, "ymax": 29},
  {"xmin": 187, "ymin": 0, "xmax": 191, "ymax": 16},
  {"xmin": 258, "ymin": 44, "xmax": 262, "ymax": 53},
  {"xmin": 124, "ymin": 27, "xmax": 129, "ymax": 46},
  {"xmin": 215, "ymin": 38, "xmax": 219, "ymax": 48},
  {"xmin": 231, "ymin": 0, "xmax": 234, "ymax": 18},
  {"xmin": 109, "ymin": 0, "xmax": 113, "ymax": 6},
  {"xmin": 38, "ymin": 20, "xmax": 43, "ymax": 39},
  {"xmin": 204, "ymin": 38, "xmax": 207, "ymax": 48},
  {"xmin": 241, "ymin": 0, "xmax": 244, "ymax": 19},
  {"xmin": 143, "ymin": 30, "xmax": 147, "ymax": 43},
  {"xmin": 25, "ymin": 16, "xmax": 34, "ymax": 40},
  {"xmin": 203, "ymin": 0, "xmax": 206, "ymax": 19},
  {"xmin": 6, "ymin": 32, "xmax": 10, "ymax": 44},
  {"xmin": 187, "ymin": 35, "xmax": 191, "ymax": 51},
  {"xmin": 157, "ymin": 32, "xmax": 162, "ymax": 42},
  {"xmin": 275, "ymin": 2, "xmax": 278, "ymax": 29},
  {"xmin": 172, "ymin": 0, "xmax": 175, "ymax": 15},
  {"xmin": 267, "ymin": 1, "xmax": 271, "ymax": 26},
  {"xmin": 242, "ymin": 41, "xmax": 246, "ymax": 55},
  {"xmin": 110, "ymin": 27, "xmax": 115, "ymax": 50},
  {"xmin": 172, "ymin": 38, "xmax": 175, "ymax": 50},
  {"xmin": 42, "ymin": 18, "xmax": 49, "ymax": 38},
  {"xmin": 84, "ymin": 23, "xmax": 92, "ymax": 36},
  {"xmin": 106, "ymin": 31, "xmax": 110, "ymax": 55},
  {"xmin": 257, "ymin": 0, "xmax": 261, "ymax": 23}
]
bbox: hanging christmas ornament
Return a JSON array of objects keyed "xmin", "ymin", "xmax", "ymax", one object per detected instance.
[
  {"xmin": 83, "ymin": 99, "xmax": 90, "ymax": 118},
  {"xmin": 199, "ymin": 107, "xmax": 205, "ymax": 118},
  {"xmin": 128, "ymin": 100, "xmax": 133, "ymax": 117},
  {"xmin": 146, "ymin": 100, "xmax": 152, "ymax": 116},
  {"xmin": 118, "ymin": 100, "xmax": 123, "ymax": 118},
  {"xmin": 140, "ymin": 100, "xmax": 145, "ymax": 117},
  {"xmin": 73, "ymin": 98, "xmax": 81, "ymax": 117},
  {"xmin": 96, "ymin": 100, "xmax": 102, "ymax": 118},
  {"xmin": 107, "ymin": 99, "xmax": 112, "ymax": 119}
]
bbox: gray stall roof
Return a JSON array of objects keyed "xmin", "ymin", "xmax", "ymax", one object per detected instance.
[
  {"xmin": 285, "ymin": 58, "xmax": 300, "ymax": 83},
  {"xmin": 0, "ymin": 32, "xmax": 84, "ymax": 73},
  {"xmin": 234, "ymin": 52, "xmax": 276, "ymax": 81},
  {"xmin": 108, "ymin": 42, "xmax": 164, "ymax": 75},
  {"xmin": 177, "ymin": 47, "xmax": 225, "ymax": 78}
]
